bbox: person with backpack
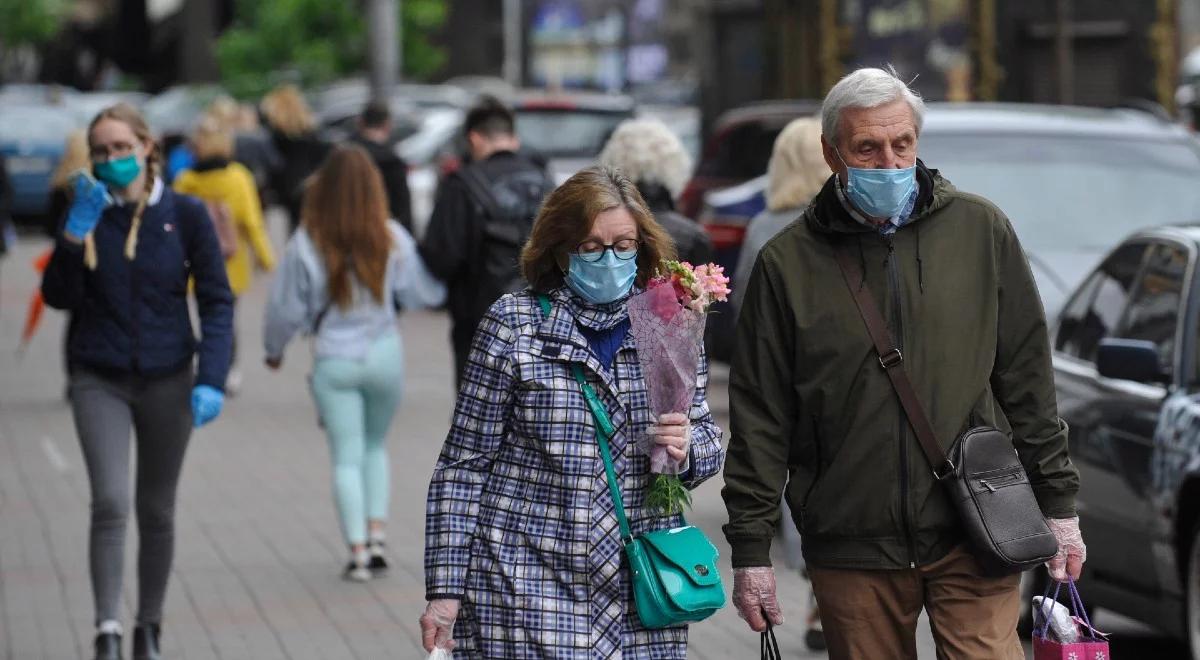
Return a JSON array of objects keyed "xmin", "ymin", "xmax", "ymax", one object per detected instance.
[
  {"xmin": 419, "ymin": 95, "xmax": 554, "ymax": 385},
  {"xmin": 174, "ymin": 116, "xmax": 277, "ymax": 393},
  {"xmin": 40, "ymin": 103, "xmax": 233, "ymax": 660},
  {"xmin": 263, "ymin": 145, "xmax": 445, "ymax": 581}
]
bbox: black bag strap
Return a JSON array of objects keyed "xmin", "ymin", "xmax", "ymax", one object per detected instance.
[
  {"xmin": 832, "ymin": 241, "xmax": 956, "ymax": 480},
  {"xmin": 457, "ymin": 164, "xmax": 505, "ymax": 222},
  {"xmin": 761, "ymin": 624, "xmax": 781, "ymax": 660}
]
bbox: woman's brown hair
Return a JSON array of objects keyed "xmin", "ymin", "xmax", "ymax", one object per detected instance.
[
  {"xmin": 521, "ymin": 166, "xmax": 676, "ymax": 293},
  {"xmin": 84, "ymin": 103, "xmax": 162, "ymax": 269},
  {"xmin": 301, "ymin": 144, "xmax": 392, "ymax": 309}
]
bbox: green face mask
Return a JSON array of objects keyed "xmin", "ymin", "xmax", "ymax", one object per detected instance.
[{"xmin": 93, "ymin": 155, "xmax": 142, "ymax": 189}]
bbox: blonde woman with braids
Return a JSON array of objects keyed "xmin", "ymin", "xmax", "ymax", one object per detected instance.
[
  {"xmin": 264, "ymin": 145, "xmax": 444, "ymax": 581},
  {"xmin": 40, "ymin": 103, "xmax": 234, "ymax": 660}
]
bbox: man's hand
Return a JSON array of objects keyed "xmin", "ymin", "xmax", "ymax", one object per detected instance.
[
  {"xmin": 1045, "ymin": 516, "xmax": 1086, "ymax": 582},
  {"xmin": 419, "ymin": 599, "xmax": 460, "ymax": 652},
  {"xmin": 733, "ymin": 566, "xmax": 785, "ymax": 632}
]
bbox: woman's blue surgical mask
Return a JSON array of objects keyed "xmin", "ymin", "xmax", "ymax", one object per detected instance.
[
  {"xmin": 93, "ymin": 154, "xmax": 142, "ymax": 189},
  {"xmin": 836, "ymin": 149, "xmax": 916, "ymax": 219},
  {"xmin": 566, "ymin": 250, "xmax": 638, "ymax": 304}
]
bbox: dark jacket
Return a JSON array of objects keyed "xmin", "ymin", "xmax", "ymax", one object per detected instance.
[
  {"xmin": 637, "ymin": 183, "xmax": 714, "ymax": 266},
  {"xmin": 352, "ymin": 134, "xmax": 413, "ymax": 231},
  {"xmin": 269, "ymin": 130, "xmax": 331, "ymax": 230},
  {"xmin": 420, "ymin": 150, "xmax": 550, "ymax": 345},
  {"xmin": 41, "ymin": 184, "xmax": 234, "ymax": 390},
  {"xmin": 722, "ymin": 163, "xmax": 1079, "ymax": 570}
]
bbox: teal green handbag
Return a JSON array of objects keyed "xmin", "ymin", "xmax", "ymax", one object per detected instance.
[{"xmin": 538, "ymin": 294, "xmax": 726, "ymax": 629}]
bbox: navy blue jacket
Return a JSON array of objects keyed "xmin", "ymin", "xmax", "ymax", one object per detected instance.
[{"xmin": 42, "ymin": 184, "xmax": 234, "ymax": 390}]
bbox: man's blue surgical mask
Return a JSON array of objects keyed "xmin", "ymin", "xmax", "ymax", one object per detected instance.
[
  {"xmin": 836, "ymin": 149, "xmax": 916, "ymax": 219},
  {"xmin": 566, "ymin": 250, "xmax": 638, "ymax": 304}
]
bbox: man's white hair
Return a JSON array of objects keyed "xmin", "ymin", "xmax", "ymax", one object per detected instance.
[{"xmin": 820, "ymin": 65, "xmax": 925, "ymax": 145}]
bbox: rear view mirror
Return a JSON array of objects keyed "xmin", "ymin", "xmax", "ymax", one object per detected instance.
[{"xmin": 1096, "ymin": 338, "xmax": 1165, "ymax": 384}]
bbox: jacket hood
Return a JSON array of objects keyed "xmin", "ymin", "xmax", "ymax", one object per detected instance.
[{"xmin": 804, "ymin": 160, "xmax": 954, "ymax": 236}]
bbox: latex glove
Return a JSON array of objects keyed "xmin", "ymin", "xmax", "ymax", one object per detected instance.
[
  {"xmin": 419, "ymin": 599, "xmax": 460, "ymax": 652},
  {"xmin": 1045, "ymin": 516, "xmax": 1087, "ymax": 582},
  {"xmin": 190, "ymin": 385, "xmax": 225, "ymax": 428},
  {"xmin": 649, "ymin": 412, "xmax": 691, "ymax": 472},
  {"xmin": 64, "ymin": 173, "xmax": 111, "ymax": 240},
  {"xmin": 733, "ymin": 566, "xmax": 785, "ymax": 632}
]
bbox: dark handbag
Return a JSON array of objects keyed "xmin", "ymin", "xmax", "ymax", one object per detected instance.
[
  {"xmin": 832, "ymin": 243, "xmax": 1058, "ymax": 575},
  {"xmin": 538, "ymin": 294, "xmax": 727, "ymax": 628}
]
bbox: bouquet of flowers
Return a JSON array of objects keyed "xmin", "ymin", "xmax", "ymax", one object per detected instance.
[{"xmin": 627, "ymin": 260, "xmax": 731, "ymax": 515}]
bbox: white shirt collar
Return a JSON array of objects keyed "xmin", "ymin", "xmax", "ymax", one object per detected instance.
[{"xmin": 114, "ymin": 177, "xmax": 164, "ymax": 207}]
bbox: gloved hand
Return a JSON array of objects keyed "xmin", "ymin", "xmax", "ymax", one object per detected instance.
[
  {"xmin": 190, "ymin": 385, "xmax": 225, "ymax": 428},
  {"xmin": 64, "ymin": 173, "xmax": 111, "ymax": 240},
  {"xmin": 733, "ymin": 566, "xmax": 785, "ymax": 632},
  {"xmin": 1045, "ymin": 516, "xmax": 1086, "ymax": 582},
  {"xmin": 419, "ymin": 599, "xmax": 460, "ymax": 652},
  {"xmin": 650, "ymin": 412, "xmax": 691, "ymax": 473}
]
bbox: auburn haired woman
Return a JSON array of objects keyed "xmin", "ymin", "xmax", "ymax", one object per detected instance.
[
  {"xmin": 41, "ymin": 103, "xmax": 234, "ymax": 660},
  {"xmin": 420, "ymin": 166, "xmax": 725, "ymax": 658},
  {"xmin": 263, "ymin": 144, "xmax": 445, "ymax": 581}
]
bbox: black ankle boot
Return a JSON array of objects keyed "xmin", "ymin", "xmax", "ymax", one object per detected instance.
[
  {"xmin": 132, "ymin": 623, "xmax": 161, "ymax": 660},
  {"xmin": 93, "ymin": 632, "xmax": 121, "ymax": 660}
]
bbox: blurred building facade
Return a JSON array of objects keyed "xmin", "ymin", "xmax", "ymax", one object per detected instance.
[{"xmin": 699, "ymin": 0, "xmax": 1195, "ymax": 124}]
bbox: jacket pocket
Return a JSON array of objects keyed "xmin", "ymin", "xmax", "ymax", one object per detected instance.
[{"xmin": 797, "ymin": 414, "xmax": 824, "ymax": 532}]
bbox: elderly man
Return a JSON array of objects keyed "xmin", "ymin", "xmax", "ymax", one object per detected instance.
[{"xmin": 721, "ymin": 67, "xmax": 1086, "ymax": 658}]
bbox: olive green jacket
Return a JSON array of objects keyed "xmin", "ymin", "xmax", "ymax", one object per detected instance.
[{"xmin": 722, "ymin": 165, "xmax": 1079, "ymax": 570}]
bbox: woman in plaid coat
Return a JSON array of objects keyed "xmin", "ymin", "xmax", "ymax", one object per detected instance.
[{"xmin": 421, "ymin": 167, "xmax": 725, "ymax": 659}]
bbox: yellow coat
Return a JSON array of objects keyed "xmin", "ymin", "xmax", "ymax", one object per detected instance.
[{"xmin": 174, "ymin": 162, "xmax": 276, "ymax": 295}]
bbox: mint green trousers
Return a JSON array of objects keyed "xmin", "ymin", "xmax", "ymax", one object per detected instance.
[{"xmin": 310, "ymin": 331, "xmax": 403, "ymax": 545}]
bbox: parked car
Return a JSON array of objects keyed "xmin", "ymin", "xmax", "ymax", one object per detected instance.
[
  {"xmin": 143, "ymin": 84, "xmax": 228, "ymax": 152},
  {"xmin": 0, "ymin": 104, "xmax": 79, "ymax": 220},
  {"xmin": 397, "ymin": 106, "xmax": 467, "ymax": 237},
  {"xmin": 710, "ymin": 102, "xmax": 1200, "ymax": 362},
  {"xmin": 512, "ymin": 90, "xmax": 636, "ymax": 184},
  {"xmin": 1049, "ymin": 226, "xmax": 1200, "ymax": 655},
  {"xmin": 679, "ymin": 99, "xmax": 821, "ymax": 221},
  {"xmin": 69, "ymin": 91, "xmax": 151, "ymax": 124}
]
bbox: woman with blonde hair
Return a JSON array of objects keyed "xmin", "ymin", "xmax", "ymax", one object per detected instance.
[
  {"xmin": 174, "ymin": 117, "xmax": 276, "ymax": 392},
  {"xmin": 420, "ymin": 166, "xmax": 724, "ymax": 658},
  {"xmin": 598, "ymin": 118, "xmax": 713, "ymax": 265},
  {"xmin": 260, "ymin": 83, "xmax": 330, "ymax": 231},
  {"xmin": 41, "ymin": 103, "xmax": 233, "ymax": 660},
  {"xmin": 732, "ymin": 116, "xmax": 827, "ymax": 314},
  {"xmin": 264, "ymin": 144, "xmax": 444, "ymax": 581}
]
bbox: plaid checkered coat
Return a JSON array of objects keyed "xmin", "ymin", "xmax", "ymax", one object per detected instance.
[{"xmin": 424, "ymin": 287, "xmax": 725, "ymax": 659}]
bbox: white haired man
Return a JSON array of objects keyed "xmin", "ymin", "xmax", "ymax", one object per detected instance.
[{"xmin": 721, "ymin": 67, "xmax": 1086, "ymax": 657}]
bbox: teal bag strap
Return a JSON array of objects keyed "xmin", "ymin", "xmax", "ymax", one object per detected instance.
[{"xmin": 537, "ymin": 294, "xmax": 633, "ymax": 543}]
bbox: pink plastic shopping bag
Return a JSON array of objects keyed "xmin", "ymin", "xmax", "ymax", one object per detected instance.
[{"xmin": 1032, "ymin": 578, "xmax": 1110, "ymax": 660}]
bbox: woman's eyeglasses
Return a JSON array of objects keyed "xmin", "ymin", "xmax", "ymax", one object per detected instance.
[
  {"xmin": 573, "ymin": 238, "xmax": 639, "ymax": 263},
  {"xmin": 89, "ymin": 141, "xmax": 137, "ymax": 162}
]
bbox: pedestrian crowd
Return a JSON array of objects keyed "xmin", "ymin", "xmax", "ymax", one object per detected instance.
[{"xmin": 20, "ymin": 66, "xmax": 1088, "ymax": 660}]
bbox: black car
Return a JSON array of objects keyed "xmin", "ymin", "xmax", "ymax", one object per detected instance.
[{"xmin": 1052, "ymin": 226, "xmax": 1200, "ymax": 655}]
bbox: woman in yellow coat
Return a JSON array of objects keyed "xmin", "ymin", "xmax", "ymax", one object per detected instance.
[{"xmin": 174, "ymin": 116, "xmax": 276, "ymax": 391}]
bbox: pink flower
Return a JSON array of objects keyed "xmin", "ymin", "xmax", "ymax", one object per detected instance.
[{"xmin": 644, "ymin": 282, "xmax": 682, "ymax": 322}]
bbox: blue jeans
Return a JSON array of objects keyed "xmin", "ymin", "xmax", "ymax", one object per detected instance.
[{"xmin": 310, "ymin": 331, "xmax": 403, "ymax": 545}]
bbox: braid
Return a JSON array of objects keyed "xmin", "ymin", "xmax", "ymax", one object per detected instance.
[
  {"xmin": 123, "ymin": 156, "xmax": 160, "ymax": 261},
  {"xmin": 84, "ymin": 234, "xmax": 98, "ymax": 270}
]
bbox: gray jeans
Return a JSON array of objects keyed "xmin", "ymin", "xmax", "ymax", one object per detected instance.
[{"xmin": 69, "ymin": 366, "xmax": 193, "ymax": 626}]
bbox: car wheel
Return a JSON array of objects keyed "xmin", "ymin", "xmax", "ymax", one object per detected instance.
[
  {"xmin": 1187, "ymin": 521, "xmax": 1200, "ymax": 658},
  {"xmin": 1017, "ymin": 566, "xmax": 1049, "ymax": 637}
]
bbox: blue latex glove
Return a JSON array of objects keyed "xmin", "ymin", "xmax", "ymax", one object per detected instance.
[
  {"xmin": 64, "ymin": 173, "xmax": 111, "ymax": 240},
  {"xmin": 191, "ymin": 385, "xmax": 224, "ymax": 428}
]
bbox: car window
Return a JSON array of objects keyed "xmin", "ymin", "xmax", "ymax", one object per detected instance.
[
  {"xmin": 917, "ymin": 135, "xmax": 1200, "ymax": 254},
  {"xmin": 515, "ymin": 110, "xmax": 629, "ymax": 158},
  {"xmin": 696, "ymin": 121, "xmax": 786, "ymax": 179},
  {"xmin": 1055, "ymin": 242, "xmax": 1149, "ymax": 361},
  {"xmin": 1119, "ymin": 243, "xmax": 1188, "ymax": 378}
]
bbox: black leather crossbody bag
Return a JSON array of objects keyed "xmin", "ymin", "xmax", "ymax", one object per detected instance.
[{"xmin": 833, "ymin": 242, "xmax": 1058, "ymax": 576}]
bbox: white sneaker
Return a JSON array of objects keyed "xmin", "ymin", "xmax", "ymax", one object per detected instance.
[
  {"xmin": 225, "ymin": 368, "xmax": 243, "ymax": 396},
  {"xmin": 342, "ymin": 560, "xmax": 371, "ymax": 582}
]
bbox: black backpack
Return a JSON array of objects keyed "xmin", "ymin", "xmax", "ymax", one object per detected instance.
[{"xmin": 458, "ymin": 163, "xmax": 553, "ymax": 297}]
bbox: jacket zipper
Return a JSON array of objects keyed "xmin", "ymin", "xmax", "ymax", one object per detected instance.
[{"xmin": 885, "ymin": 236, "xmax": 918, "ymax": 568}]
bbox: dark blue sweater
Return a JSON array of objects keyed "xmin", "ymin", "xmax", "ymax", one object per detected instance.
[{"xmin": 41, "ymin": 185, "xmax": 234, "ymax": 390}]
